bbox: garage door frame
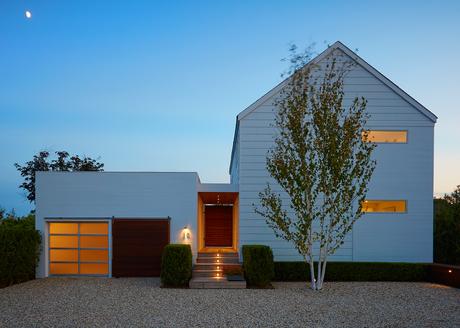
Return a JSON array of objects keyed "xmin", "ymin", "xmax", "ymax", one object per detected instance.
[
  {"xmin": 45, "ymin": 218, "xmax": 113, "ymax": 277},
  {"xmin": 112, "ymin": 217, "xmax": 170, "ymax": 277}
]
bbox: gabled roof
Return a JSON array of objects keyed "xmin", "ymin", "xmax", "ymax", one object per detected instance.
[
  {"xmin": 229, "ymin": 41, "xmax": 437, "ymax": 173},
  {"xmin": 237, "ymin": 41, "xmax": 437, "ymax": 122}
]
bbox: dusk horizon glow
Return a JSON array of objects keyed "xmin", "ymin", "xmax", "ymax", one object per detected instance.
[{"xmin": 1, "ymin": 0, "xmax": 459, "ymax": 215}]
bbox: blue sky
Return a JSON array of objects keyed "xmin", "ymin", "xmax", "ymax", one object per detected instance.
[{"xmin": 1, "ymin": 0, "xmax": 459, "ymax": 215}]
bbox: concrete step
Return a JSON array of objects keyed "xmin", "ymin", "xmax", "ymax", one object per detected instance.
[
  {"xmin": 194, "ymin": 263, "xmax": 225, "ymax": 270},
  {"xmin": 196, "ymin": 257, "xmax": 239, "ymax": 264},
  {"xmin": 194, "ymin": 262, "xmax": 241, "ymax": 268},
  {"xmin": 189, "ymin": 277, "xmax": 246, "ymax": 289},
  {"xmin": 193, "ymin": 269, "xmax": 224, "ymax": 278},
  {"xmin": 197, "ymin": 252, "xmax": 239, "ymax": 258},
  {"xmin": 193, "ymin": 252, "xmax": 241, "ymax": 278}
]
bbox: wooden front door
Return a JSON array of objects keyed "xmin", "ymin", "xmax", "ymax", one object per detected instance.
[
  {"xmin": 112, "ymin": 219, "xmax": 169, "ymax": 277},
  {"xmin": 204, "ymin": 206, "xmax": 233, "ymax": 247}
]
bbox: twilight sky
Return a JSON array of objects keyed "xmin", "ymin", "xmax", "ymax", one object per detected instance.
[{"xmin": 1, "ymin": 0, "xmax": 459, "ymax": 215}]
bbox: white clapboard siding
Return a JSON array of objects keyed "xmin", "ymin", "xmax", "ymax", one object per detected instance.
[{"xmin": 233, "ymin": 45, "xmax": 435, "ymax": 263}]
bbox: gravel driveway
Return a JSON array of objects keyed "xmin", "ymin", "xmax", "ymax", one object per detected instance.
[{"xmin": 0, "ymin": 278, "xmax": 459, "ymax": 327}]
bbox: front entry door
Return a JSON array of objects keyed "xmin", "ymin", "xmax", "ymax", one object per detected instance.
[{"xmin": 204, "ymin": 206, "xmax": 233, "ymax": 247}]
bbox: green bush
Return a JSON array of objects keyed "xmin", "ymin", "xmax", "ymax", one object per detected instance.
[
  {"xmin": 242, "ymin": 245, "xmax": 274, "ymax": 287},
  {"xmin": 274, "ymin": 262, "xmax": 428, "ymax": 282},
  {"xmin": 160, "ymin": 244, "xmax": 192, "ymax": 287},
  {"xmin": 0, "ymin": 215, "xmax": 41, "ymax": 288},
  {"xmin": 434, "ymin": 197, "xmax": 460, "ymax": 265}
]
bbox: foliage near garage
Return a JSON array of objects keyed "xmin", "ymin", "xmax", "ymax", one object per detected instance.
[
  {"xmin": 161, "ymin": 244, "xmax": 192, "ymax": 287},
  {"xmin": 0, "ymin": 212, "xmax": 41, "ymax": 287}
]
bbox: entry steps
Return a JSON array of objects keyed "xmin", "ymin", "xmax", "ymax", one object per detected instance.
[{"xmin": 189, "ymin": 252, "xmax": 246, "ymax": 289}]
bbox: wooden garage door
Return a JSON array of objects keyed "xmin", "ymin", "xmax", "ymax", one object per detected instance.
[
  {"xmin": 205, "ymin": 206, "xmax": 233, "ymax": 247},
  {"xmin": 112, "ymin": 219, "xmax": 169, "ymax": 277}
]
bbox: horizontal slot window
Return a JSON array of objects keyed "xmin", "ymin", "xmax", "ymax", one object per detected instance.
[
  {"xmin": 80, "ymin": 263, "xmax": 109, "ymax": 275},
  {"xmin": 49, "ymin": 223, "xmax": 78, "ymax": 234},
  {"xmin": 80, "ymin": 223, "xmax": 109, "ymax": 235},
  {"xmin": 363, "ymin": 130, "xmax": 407, "ymax": 143},
  {"xmin": 50, "ymin": 249, "xmax": 78, "ymax": 262},
  {"xmin": 50, "ymin": 235, "xmax": 78, "ymax": 248},
  {"xmin": 80, "ymin": 250, "xmax": 108, "ymax": 262},
  {"xmin": 50, "ymin": 263, "xmax": 78, "ymax": 275},
  {"xmin": 362, "ymin": 200, "xmax": 406, "ymax": 213},
  {"xmin": 80, "ymin": 236, "xmax": 108, "ymax": 248}
]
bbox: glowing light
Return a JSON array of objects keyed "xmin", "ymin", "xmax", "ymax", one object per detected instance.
[
  {"xmin": 448, "ymin": 270, "xmax": 452, "ymax": 273},
  {"xmin": 25, "ymin": 10, "xmax": 32, "ymax": 19},
  {"xmin": 182, "ymin": 227, "xmax": 191, "ymax": 241}
]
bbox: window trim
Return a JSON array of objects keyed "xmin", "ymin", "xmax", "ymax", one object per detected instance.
[
  {"xmin": 361, "ymin": 200, "xmax": 408, "ymax": 214},
  {"xmin": 363, "ymin": 130, "xmax": 408, "ymax": 144}
]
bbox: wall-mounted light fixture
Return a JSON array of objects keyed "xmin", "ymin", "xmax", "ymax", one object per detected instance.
[{"xmin": 182, "ymin": 226, "xmax": 191, "ymax": 241}]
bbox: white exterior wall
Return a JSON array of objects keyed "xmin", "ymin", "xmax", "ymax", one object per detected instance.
[
  {"xmin": 353, "ymin": 125, "xmax": 434, "ymax": 262},
  {"xmin": 35, "ymin": 172, "xmax": 199, "ymax": 278},
  {"xmin": 235, "ymin": 50, "xmax": 435, "ymax": 262}
]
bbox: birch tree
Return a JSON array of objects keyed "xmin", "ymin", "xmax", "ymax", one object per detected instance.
[{"xmin": 255, "ymin": 45, "xmax": 376, "ymax": 290}]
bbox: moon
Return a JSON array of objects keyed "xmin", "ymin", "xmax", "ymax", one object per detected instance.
[{"xmin": 25, "ymin": 10, "xmax": 32, "ymax": 19}]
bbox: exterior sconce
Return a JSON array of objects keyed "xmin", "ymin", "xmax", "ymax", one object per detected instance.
[{"xmin": 182, "ymin": 226, "xmax": 191, "ymax": 241}]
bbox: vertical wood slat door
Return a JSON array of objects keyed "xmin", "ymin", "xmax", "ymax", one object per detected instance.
[
  {"xmin": 204, "ymin": 206, "xmax": 233, "ymax": 247},
  {"xmin": 112, "ymin": 219, "xmax": 170, "ymax": 277}
]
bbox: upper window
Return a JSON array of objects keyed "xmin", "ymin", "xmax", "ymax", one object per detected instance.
[
  {"xmin": 362, "ymin": 200, "xmax": 406, "ymax": 213},
  {"xmin": 362, "ymin": 130, "xmax": 407, "ymax": 143}
]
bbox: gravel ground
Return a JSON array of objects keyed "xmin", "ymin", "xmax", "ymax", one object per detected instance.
[{"xmin": 0, "ymin": 278, "xmax": 459, "ymax": 327}]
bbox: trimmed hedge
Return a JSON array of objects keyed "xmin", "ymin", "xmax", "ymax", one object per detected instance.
[
  {"xmin": 242, "ymin": 245, "xmax": 274, "ymax": 287},
  {"xmin": 160, "ymin": 244, "xmax": 192, "ymax": 287},
  {"xmin": 274, "ymin": 262, "xmax": 428, "ymax": 282},
  {"xmin": 0, "ymin": 219, "xmax": 41, "ymax": 288}
]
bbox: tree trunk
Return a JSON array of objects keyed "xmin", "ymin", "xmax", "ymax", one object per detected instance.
[
  {"xmin": 319, "ymin": 259, "xmax": 327, "ymax": 290},
  {"xmin": 317, "ymin": 256, "xmax": 322, "ymax": 291},
  {"xmin": 317, "ymin": 244, "xmax": 328, "ymax": 290},
  {"xmin": 309, "ymin": 257, "xmax": 316, "ymax": 290}
]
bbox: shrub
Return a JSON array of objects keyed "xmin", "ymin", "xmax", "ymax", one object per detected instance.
[
  {"xmin": 274, "ymin": 262, "xmax": 428, "ymax": 282},
  {"xmin": 0, "ymin": 215, "xmax": 41, "ymax": 288},
  {"xmin": 242, "ymin": 245, "xmax": 274, "ymax": 287},
  {"xmin": 160, "ymin": 244, "xmax": 192, "ymax": 287},
  {"xmin": 434, "ymin": 197, "xmax": 460, "ymax": 265}
]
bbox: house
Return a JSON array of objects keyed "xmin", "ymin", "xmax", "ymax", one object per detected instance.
[{"xmin": 35, "ymin": 41, "xmax": 437, "ymax": 278}]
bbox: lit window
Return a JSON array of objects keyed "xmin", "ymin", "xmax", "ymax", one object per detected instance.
[
  {"xmin": 362, "ymin": 200, "xmax": 406, "ymax": 213},
  {"xmin": 48, "ymin": 222, "xmax": 109, "ymax": 275},
  {"xmin": 362, "ymin": 130, "xmax": 407, "ymax": 143}
]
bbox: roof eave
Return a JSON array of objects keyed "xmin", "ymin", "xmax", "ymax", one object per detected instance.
[{"xmin": 228, "ymin": 118, "xmax": 239, "ymax": 174}]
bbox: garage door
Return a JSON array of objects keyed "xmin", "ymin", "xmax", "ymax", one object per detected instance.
[
  {"xmin": 112, "ymin": 219, "xmax": 169, "ymax": 277},
  {"xmin": 49, "ymin": 222, "xmax": 109, "ymax": 276}
]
